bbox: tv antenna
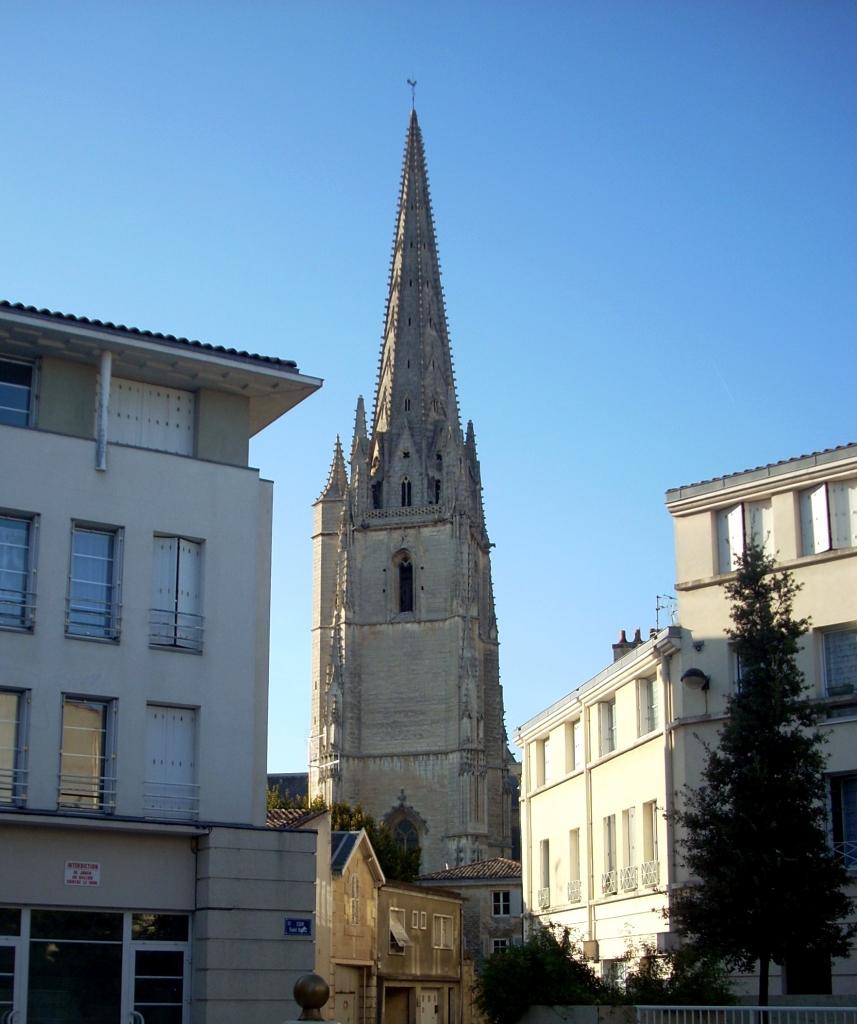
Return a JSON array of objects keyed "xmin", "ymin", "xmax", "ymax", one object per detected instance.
[{"xmin": 655, "ymin": 594, "xmax": 676, "ymax": 631}]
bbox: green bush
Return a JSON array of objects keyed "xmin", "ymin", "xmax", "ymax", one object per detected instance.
[
  {"xmin": 622, "ymin": 944, "xmax": 734, "ymax": 1005},
  {"xmin": 475, "ymin": 925, "xmax": 608, "ymax": 1024}
]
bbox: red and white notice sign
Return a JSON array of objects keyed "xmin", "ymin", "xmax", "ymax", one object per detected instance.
[{"xmin": 64, "ymin": 861, "xmax": 101, "ymax": 886}]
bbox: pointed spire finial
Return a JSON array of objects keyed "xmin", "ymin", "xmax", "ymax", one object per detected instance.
[
  {"xmin": 407, "ymin": 78, "xmax": 417, "ymax": 111},
  {"xmin": 318, "ymin": 435, "xmax": 348, "ymax": 501}
]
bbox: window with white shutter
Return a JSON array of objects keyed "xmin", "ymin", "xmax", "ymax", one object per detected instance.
[
  {"xmin": 150, "ymin": 537, "xmax": 203, "ymax": 652},
  {"xmin": 800, "ymin": 479, "xmax": 857, "ymax": 556},
  {"xmin": 109, "ymin": 377, "xmax": 195, "ymax": 455},
  {"xmin": 143, "ymin": 705, "xmax": 198, "ymax": 819}
]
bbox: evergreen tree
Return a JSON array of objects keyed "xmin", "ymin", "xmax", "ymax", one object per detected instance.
[{"xmin": 671, "ymin": 544, "xmax": 855, "ymax": 1003}]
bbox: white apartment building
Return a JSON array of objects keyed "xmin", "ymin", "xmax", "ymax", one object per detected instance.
[
  {"xmin": 517, "ymin": 443, "xmax": 857, "ymax": 996},
  {"xmin": 0, "ymin": 301, "xmax": 322, "ymax": 1023}
]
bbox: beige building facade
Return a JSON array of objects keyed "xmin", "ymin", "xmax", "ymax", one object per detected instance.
[
  {"xmin": 0, "ymin": 302, "xmax": 322, "ymax": 1022},
  {"xmin": 308, "ymin": 113, "xmax": 514, "ymax": 872},
  {"xmin": 518, "ymin": 443, "xmax": 857, "ymax": 995}
]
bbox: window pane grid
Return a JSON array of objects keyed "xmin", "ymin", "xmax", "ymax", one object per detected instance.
[
  {"xmin": 0, "ymin": 691, "xmax": 27, "ymax": 804},
  {"xmin": 0, "ymin": 516, "xmax": 35, "ymax": 629},
  {"xmin": 58, "ymin": 699, "xmax": 116, "ymax": 812},
  {"xmin": 0, "ymin": 359, "xmax": 33, "ymax": 427},
  {"xmin": 67, "ymin": 528, "xmax": 121, "ymax": 640}
]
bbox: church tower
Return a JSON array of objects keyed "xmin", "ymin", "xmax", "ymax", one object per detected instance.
[{"xmin": 309, "ymin": 111, "xmax": 512, "ymax": 871}]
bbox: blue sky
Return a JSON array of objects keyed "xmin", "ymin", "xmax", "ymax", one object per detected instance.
[{"xmin": 2, "ymin": 2, "xmax": 855, "ymax": 771}]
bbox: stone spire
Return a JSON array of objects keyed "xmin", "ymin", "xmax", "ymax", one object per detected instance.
[
  {"xmin": 369, "ymin": 110, "xmax": 461, "ymax": 508},
  {"xmin": 318, "ymin": 436, "xmax": 348, "ymax": 501}
]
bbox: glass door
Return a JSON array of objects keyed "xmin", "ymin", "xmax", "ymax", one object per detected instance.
[{"xmin": 130, "ymin": 945, "xmax": 189, "ymax": 1024}]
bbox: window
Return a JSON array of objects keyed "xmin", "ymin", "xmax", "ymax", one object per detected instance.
[
  {"xmin": 109, "ymin": 376, "xmax": 194, "ymax": 456},
  {"xmin": 143, "ymin": 705, "xmax": 198, "ymax": 820},
  {"xmin": 411, "ymin": 909, "xmax": 419, "ymax": 928},
  {"xmin": 567, "ymin": 829, "xmax": 582, "ymax": 903},
  {"xmin": 0, "ymin": 689, "xmax": 28, "ymax": 804},
  {"xmin": 58, "ymin": 696, "xmax": 116, "ymax": 811},
  {"xmin": 564, "ymin": 719, "xmax": 583, "ymax": 773},
  {"xmin": 492, "ymin": 938, "xmax": 511, "ymax": 953},
  {"xmin": 150, "ymin": 537, "xmax": 204, "ymax": 652},
  {"xmin": 401, "ymin": 477, "xmax": 412, "ymax": 507},
  {"xmin": 371, "ymin": 481, "xmax": 382, "ymax": 509},
  {"xmin": 538, "ymin": 838, "xmax": 550, "ymax": 907},
  {"xmin": 389, "ymin": 908, "xmax": 409, "ymax": 954},
  {"xmin": 349, "ymin": 875, "xmax": 361, "ymax": 926},
  {"xmin": 599, "ymin": 698, "xmax": 616, "ymax": 755},
  {"xmin": 536, "ymin": 736, "xmax": 551, "ymax": 786},
  {"xmin": 717, "ymin": 499, "xmax": 773, "ymax": 573},
  {"xmin": 420, "ymin": 911, "xmax": 427, "ymax": 929},
  {"xmin": 397, "ymin": 556, "xmax": 414, "ymax": 613},
  {"xmin": 637, "ymin": 677, "xmax": 658, "ymax": 735},
  {"xmin": 642, "ymin": 800, "xmax": 659, "ymax": 886},
  {"xmin": 0, "ymin": 513, "xmax": 36, "ymax": 630},
  {"xmin": 621, "ymin": 807, "xmax": 637, "ymax": 890},
  {"xmin": 800, "ymin": 479, "xmax": 857, "ymax": 555},
  {"xmin": 0, "ymin": 358, "xmax": 33, "ymax": 427},
  {"xmin": 822, "ymin": 627, "xmax": 857, "ymax": 696},
  {"xmin": 830, "ymin": 775, "xmax": 857, "ymax": 869},
  {"xmin": 66, "ymin": 525, "xmax": 121, "ymax": 640},
  {"xmin": 492, "ymin": 891, "xmax": 510, "ymax": 917},
  {"xmin": 393, "ymin": 818, "xmax": 419, "ymax": 851},
  {"xmin": 432, "ymin": 914, "xmax": 453, "ymax": 950},
  {"xmin": 602, "ymin": 815, "xmax": 617, "ymax": 895}
]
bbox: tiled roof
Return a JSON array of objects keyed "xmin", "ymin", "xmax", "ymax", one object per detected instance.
[
  {"xmin": 266, "ymin": 807, "xmax": 323, "ymax": 829},
  {"xmin": 0, "ymin": 300, "xmax": 299, "ymax": 371},
  {"xmin": 666, "ymin": 442, "xmax": 857, "ymax": 500},
  {"xmin": 417, "ymin": 857, "xmax": 521, "ymax": 882}
]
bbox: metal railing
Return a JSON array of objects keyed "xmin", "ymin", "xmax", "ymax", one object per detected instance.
[
  {"xmin": 567, "ymin": 879, "xmax": 582, "ymax": 903},
  {"xmin": 834, "ymin": 839, "xmax": 857, "ymax": 869},
  {"xmin": 620, "ymin": 865, "xmax": 639, "ymax": 891},
  {"xmin": 0, "ymin": 586, "xmax": 36, "ymax": 630},
  {"xmin": 57, "ymin": 769, "xmax": 117, "ymax": 812},
  {"xmin": 143, "ymin": 780, "xmax": 200, "ymax": 820},
  {"xmin": 641, "ymin": 859, "xmax": 660, "ymax": 886},
  {"xmin": 65, "ymin": 593, "xmax": 121, "ymax": 640},
  {"xmin": 149, "ymin": 608, "xmax": 204, "ymax": 652},
  {"xmin": 601, "ymin": 869, "xmax": 618, "ymax": 896},
  {"xmin": 636, "ymin": 1006, "xmax": 857, "ymax": 1024},
  {"xmin": 537, "ymin": 887, "xmax": 551, "ymax": 909},
  {"xmin": 0, "ymin": 762, "xmax": 28, "ymax": 804}
]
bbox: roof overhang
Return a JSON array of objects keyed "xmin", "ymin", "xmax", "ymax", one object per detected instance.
[{"xmin": 0, "ymin": 305, "xmax": 323, "ymax": 435}]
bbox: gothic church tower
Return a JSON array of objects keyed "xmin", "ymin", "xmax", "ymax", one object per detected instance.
[{"xmin": 310, "ymin": 111, "xmax": 512, "ymax": 871}]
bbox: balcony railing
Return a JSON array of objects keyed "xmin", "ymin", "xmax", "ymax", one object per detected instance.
[
  {"xmin": 0, "ymin": 587, "xmax": 36, "ymax": 630},
  {"xmin": 149, "ymin": 608, "xmax": 204, "ymax": 653},
  {"xmin": 65, "ymin": 593, "xmax": 121, "ymax": 641},
  {"xmin": 566, "ymin": 879, "xmax": 582, "ymax": 904},
  {"xmin": 0, "ymin": 762, "xmax": 28, "ymax": 804},
  {"xmin": 834, "ymin": 840, "xmax": 857, "ymax": 869},
  {"xmin": 601, "ymin": 869, "xmax": 618, "ymax": 896},
  {"xmin": 537, "ymin": 887, "xmax": 551, "ymax": 909},
  {"xmin": 58, "ymin": 770, "xmax": 117, "ymax": 812},
  {"xmin": 143, "ymin": 780, "xmax": 200, "ymax": 820},
  {"xmin": 620, "ymin": 865, "xmax": 638, "ymax": 891},
  {"xmin": 641, "ymin": 859, "xmax": 660, "ymax": 887}
]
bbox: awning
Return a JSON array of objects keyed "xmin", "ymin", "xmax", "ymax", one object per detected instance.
[{"xmin": 389, "ymin": 918, "xmax": 412, "ymax": 947}]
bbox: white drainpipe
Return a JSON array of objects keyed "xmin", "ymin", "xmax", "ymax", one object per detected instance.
[{"xmin": 95, "ymin": 349, "xmax": 112, "ymax": 471}]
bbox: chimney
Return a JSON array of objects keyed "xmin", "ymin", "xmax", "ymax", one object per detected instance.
[{"xmin": 612, "ymin": 628, "xmax": 645, "ymax": 662}]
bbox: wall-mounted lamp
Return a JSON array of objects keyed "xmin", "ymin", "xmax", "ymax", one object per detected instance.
[{"xmin": 681, "ymin": 667, "xmax": 710, "ymax": 691}]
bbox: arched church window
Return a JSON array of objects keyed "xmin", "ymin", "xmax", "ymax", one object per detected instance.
[
  {"xmin": 398, "ymin": 558, "xmax": 414, "ymax": 613},
  {"xmin": 371, "ymin": 482, "xmax": 382, "ymax": 509},
  {"xmin": 401, "ymin": 477, "xmax": 412, "ymax": 507},
  {"xmin": 393, "ymin": 819, "xmax": 419, "ymax": 852},
  {"xmin": 434, "ymin": 479, "xmax": 441, "ymax": 504},
  {"xmin": 404, "ymin": 397, "xmax": 410, "ymax": 411}
]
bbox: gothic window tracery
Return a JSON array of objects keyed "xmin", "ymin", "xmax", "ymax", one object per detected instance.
[
  {"xmin": 398, "ymin": 557, "xmax": 414, "ymax": 613},
  {"xmin": 401, "ymin": 477, "xmax": 412, "ymax": 507},
  {"xmin": 393, "ymin": 819, "xmax": 420, "ymax": 852}
]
